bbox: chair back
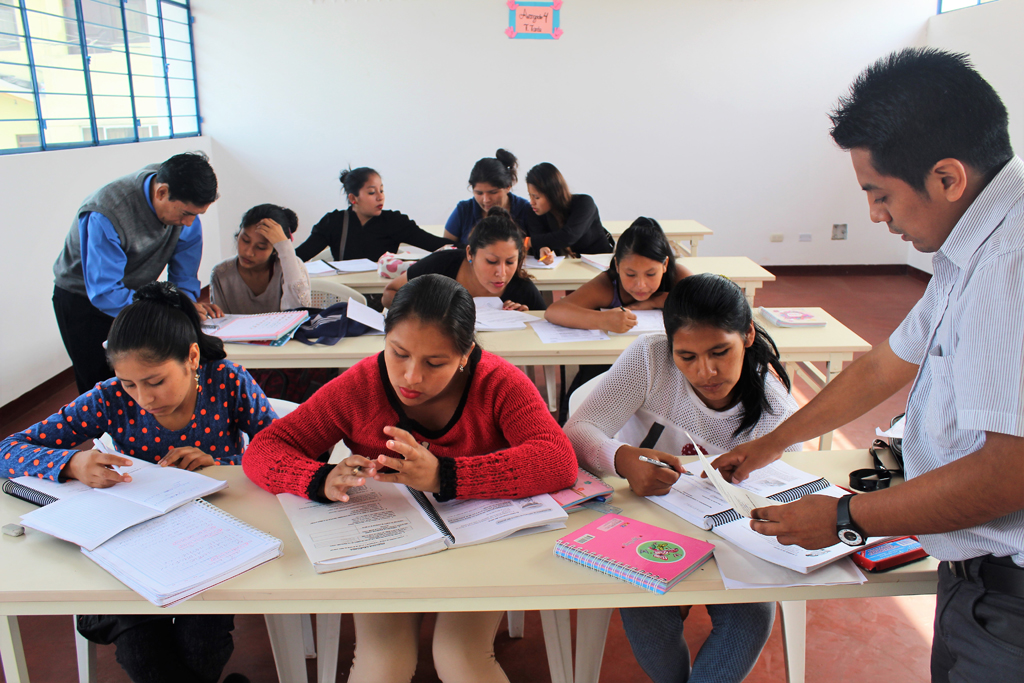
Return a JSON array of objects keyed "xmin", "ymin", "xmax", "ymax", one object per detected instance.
[
  {"xmin": 310, "ymin": 280, "xmax": 367, "ymax": 308},
  {"xmin": 567, "ymin": 371, "xmax": 609, "ymax": 418}
]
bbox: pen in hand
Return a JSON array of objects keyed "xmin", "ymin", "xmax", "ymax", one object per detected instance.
[{"xmin": 637, "ymin": 454, "xmax": 694, "ymax": 475}]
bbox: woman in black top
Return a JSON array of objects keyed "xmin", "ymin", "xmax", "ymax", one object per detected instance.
[
  {"xmin": 382, "ymin": 207, "xmax": 546, "ymax": 311},
  {"xmin": 524, "ymin": 162, "xmax": 614, "ymax": 262},
  {"xmin": 295, "ymin": 167, "xmax": 452, "ymax": 262}
]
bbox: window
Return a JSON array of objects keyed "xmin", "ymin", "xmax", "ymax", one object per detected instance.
[
  {"xmin": 0, "ymin": 0, "xmax": 200, "ymax": 154},
  {"xmin": 938, "ymin": 0, "xmax": 1000, "ymax": 12}
]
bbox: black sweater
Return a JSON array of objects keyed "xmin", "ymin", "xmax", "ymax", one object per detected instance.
[
  {"xmin": 523, "ymin": 194, "xmax": 613, "ymax": 256},
  {"xmin": 295, "ymin": 208, "xmax": 452, "ymax": 262},
  {"xmin": 407, "ymin": 250, "xmax": 547, "ymax": 311}
]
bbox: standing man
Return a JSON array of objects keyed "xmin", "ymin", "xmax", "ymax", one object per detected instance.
[
  {"xmin": 714, "ymin": 49, "xmax": 1024, "ymax": 682},
  {"xmin": 52, "ymin": 151, "xmax": 223, "ymax": 394}
]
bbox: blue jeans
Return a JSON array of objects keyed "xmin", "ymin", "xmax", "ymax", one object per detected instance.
[{"xmin": 620, "ymin": 602, "xmax": 775, "ymax": 683}]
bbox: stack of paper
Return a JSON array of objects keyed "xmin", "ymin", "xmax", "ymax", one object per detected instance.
[
  {"xmin": 580, "ymin": 253, "xmax": 613, "ymax": 271},
  {"xmin": 202, "ymin": 311, "xmax": 309, "ymax": 345},
  {"xmin": 306, "ymin": 259, "xmax": 379, "ymax": 276},
  {"xmin": 530, "ymin": 320, "xmax": 610, "ymax": 343},
  {"xmin": 524, "ymin": 255, "xmax": 566, "ymax": 270},
  {"xmin": 473, "ymin": 297, "xmax": 537, "ymax": 331}
]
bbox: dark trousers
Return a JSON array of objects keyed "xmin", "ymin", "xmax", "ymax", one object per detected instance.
[
  {"xmin": 52, "ymin": 285, "xmax": 116, "ymax": 394},
  {"xmin": 931, "ymin": 560, "xmax": 1024, "ymax": 683},
  {"xmin": 100, "ymin": 615, "xmax": 236, "ymax": 683}
]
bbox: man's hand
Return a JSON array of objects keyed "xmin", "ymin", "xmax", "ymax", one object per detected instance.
[
  {"xmin": 373, "ymin": 426, "xmax": 441, "ymax": 493},
  {"xmin": 711, "ymin": 436, "xmax": 786, "ymax": 483},
  {"xmin": 749, "ymin": 495, "xmax": 841, "ymax": 549},
  {"xmin": 194, "ymin": 301, "xmax": 223, "ymax": 320},
  {"xmin": 614, "ymin": 445, "xmax": 682, "ymax": 496},
  {"xmin": 159, "ymin": 447, "xmax": 215, "ymax": 471},
  {"xmin": 66, "ymin": 450, "xmax": 134, "ymax": 488}
]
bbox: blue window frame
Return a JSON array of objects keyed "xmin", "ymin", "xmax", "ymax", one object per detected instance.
[
  {"xmin": 938, "ymin": 0, "xmax": 1000, "ymax": 13},
  {"xmin": 0, "ymin": 0, "xmax": 200, "ymax": 154}
]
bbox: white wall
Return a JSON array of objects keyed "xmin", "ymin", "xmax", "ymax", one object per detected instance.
[
  {"xmin": 910, "ymin": 0, "xmax": 1024, "ymax": 274},
  {"xmin": 191, "ymin": 0, "xmax": 934, "ymax": 265},
  {"xmin": 0, "ymin": 137, "xmax": 220, "ymax": 406}
]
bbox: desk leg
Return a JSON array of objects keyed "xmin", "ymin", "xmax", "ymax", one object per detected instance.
[
  {"xmin": 689, "ymin": 238, "xmax": 699, "ymax": 256},
  {"xmin": 315, "ymin": 614, "xmax": 342, "ymax": 683},
  {"xmin": 539, "ymin": 610, "xmax": 573, "ymax": 683},
  {"xmin": 574, "ymin": 608, "xmax": 612, "ymax": 683},
  {"xmin": 545, "ymin": 366, "xmax": 558, "ymax": 414},
  {"xmin": 818, "ymin": 355, "xmax": 845, "ymax": 451},
  {"xmin": 0, "ymin": 615, "xmax": 30, "ymax": 683},
  {"xmin": 745, "ymin": 284, "xmax": 757, "ymax": 308},
  {"xmin": 265, "ymin": 614, "xmax": 310, "ymax": 683},
  {"xmin": 779, "ymin": 601, "xmax": 806, "ymax": 683}
]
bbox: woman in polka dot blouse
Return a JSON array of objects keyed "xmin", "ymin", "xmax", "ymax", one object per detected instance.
[{"xmin": 1, "ymin": 281, "xmax": 277, "ymax": 484}]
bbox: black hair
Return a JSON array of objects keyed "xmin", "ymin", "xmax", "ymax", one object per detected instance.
[
  {"xmin": 468, "ymin": 149, "xmax": 518, "ymax": 189},
  {"xmin": 466, "ymin": 206, "xmax": 528, "ymax": 280},
  {"xmin": 663, "ymin": 273, "xmax": 790, "ymax": 438},
  {"xmin": 385, "ymin": 274, "xmax": 476, "ymax": 356},
  {"xmin": 155, "ymin": 151, "xmax": 218, "ymax": 206},
  {"xmin": 830, "ymin": 48, "xmax": 1013, "ymax": 190},
  {"xmin": 607, "ymin": 217, "xmax": 677, "ymax": 295},
  {"xmin": 239, "ymin": 204, "xmax": 299, "ymax": 238},
  {"xmin": 106, "ymin": 281, "xmax": 226, "ymax": 367},
  {"xmin": 525, "ymin": 162, "xmax": 572, "ymax": 226},
  {"xmin": 339, "ymin": 167, "xmax": 379, "ymax": 203}
]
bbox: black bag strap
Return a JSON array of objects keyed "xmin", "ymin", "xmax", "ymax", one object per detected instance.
[{"xmin": 338, "ymin": 209, "xmax": 351, "ymax": 260}]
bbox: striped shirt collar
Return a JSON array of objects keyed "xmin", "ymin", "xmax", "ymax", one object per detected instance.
[{"xmin": 939, "ymin": 156, "xmax": 1024, "ymax": 269}]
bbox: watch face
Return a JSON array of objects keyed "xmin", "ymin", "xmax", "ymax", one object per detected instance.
[{"xmin": 839, "ymin": 528, "xmax": 865, "ymax": 546}]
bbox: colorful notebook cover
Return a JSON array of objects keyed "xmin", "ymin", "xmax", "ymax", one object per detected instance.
[
  {"xmin": 758, "ymin": 307, "xmax": 827, "ymax": 328},
  {"xmin": 550, "ymin": 468, "xmax": 614, "ymax": 511},
  {"xmin": 554, "ymin": 514, "xmax": 715, "ymax": 594}
]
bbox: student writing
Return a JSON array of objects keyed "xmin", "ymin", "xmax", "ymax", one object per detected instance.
[
  {"xmin": 243, "ymin": 274, "xmax": 577, "ymax": 683},
  {"xmin": 524, "ymin": 161, "xmax": 614, "ymax": 262},
  {"xmin": 382, "ymin": 207, "xmax": 546, "ymax": 311},
  {"xmin": 210, "ymin": 204, "xmax": 311, "ymax": 314},
  {"xmin": 443, "ymin": 148, "xmax": 532, "ymax": 243},
  {"xmin": 294, "ymin": 166, "xmax": 452, "ymax": 262},
  {"xmin": 564, "ymin": 273, "xmax": 799, "ymax": 683}
]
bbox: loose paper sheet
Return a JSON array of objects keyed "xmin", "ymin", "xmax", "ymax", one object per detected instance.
[
  {"xmin": 530, "ymin": 320, "xmax": 610, "ymax": 343},
  {"xmin": 346, "ymin": 297, "xmax": 385, "ymax": 332}
]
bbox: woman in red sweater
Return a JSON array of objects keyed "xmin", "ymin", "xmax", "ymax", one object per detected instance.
[{"xmin": 244, "ymin": 273, "xmax": 576, "ymax": 683}]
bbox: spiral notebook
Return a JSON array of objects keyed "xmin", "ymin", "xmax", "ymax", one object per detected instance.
[
  {"xmin": 201, "ymin": 310, "xmax": 309, "ymax": 342},
  {"xmin": 554, "ymin": 514, "xmax": 715, "ymax": 595}
]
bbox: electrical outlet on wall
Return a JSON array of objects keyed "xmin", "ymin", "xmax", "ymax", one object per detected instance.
[
  {"xmin": 770, "ymin": 233, "xmax": 784, "ymax": 243},
  {"xmin": 799, "ymin": 233, "xmax": 812, "ymax": 242},
  {"xmin": 832, "ymin": 223, "xmax": 848, "ymax": 240}
]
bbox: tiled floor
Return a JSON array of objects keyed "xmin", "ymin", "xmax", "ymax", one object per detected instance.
[{"xmin": 1, "ymin": 272, "xmax": 935, "ymax": 683}]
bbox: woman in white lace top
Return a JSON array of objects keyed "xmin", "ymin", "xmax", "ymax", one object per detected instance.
[{"xmin": 564, "ymin": 273, "xmax": 800, "ymax": 683}]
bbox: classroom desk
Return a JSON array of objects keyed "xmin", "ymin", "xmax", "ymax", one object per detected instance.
[
  {"xmin": 0, "ymin": 450, "xmax": 935, "ymax": 683},
  {"xmin": 321, "ymin": 255, "xmax": 773, "ymax": 305},
  {"xmin": 422, "ymin": 219, "xmax": 714, "ymax": 256}
]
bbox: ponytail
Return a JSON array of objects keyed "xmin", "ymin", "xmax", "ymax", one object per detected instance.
[
  {"xmin": 663, "ymin": 274, "xmax": 790, "ymax": 437},
  {"xmin": 106, "ymin": 281, "xmax": 226, "ymax": 366}
]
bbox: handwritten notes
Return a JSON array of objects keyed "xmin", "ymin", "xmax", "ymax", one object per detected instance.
[{"xmin": 507, "ymin": 1, "xmax": 562, "ymax": 40}]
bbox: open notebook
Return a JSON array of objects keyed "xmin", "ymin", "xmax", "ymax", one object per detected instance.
[{"xmin": 278, "ymin": 478, "xmax": 568, "ymax": 573}]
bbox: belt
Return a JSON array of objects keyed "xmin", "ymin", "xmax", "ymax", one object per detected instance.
[{"xmin": 948, "ymin": 555, "xmax": 1024, "ymax": 598}]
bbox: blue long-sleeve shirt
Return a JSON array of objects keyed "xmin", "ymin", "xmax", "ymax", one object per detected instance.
[
  {"xmin": 443, "ymin": 193, "xmax": 533, "ymax": 244},
  {"xmin": 79, "ymin": 174, "xmax": 203, "ymax": 317}
]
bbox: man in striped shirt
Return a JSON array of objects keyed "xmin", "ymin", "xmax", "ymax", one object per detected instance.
[{"xmin": 714, "ymin": 48, "xmax": 1024, "ymax": 682}]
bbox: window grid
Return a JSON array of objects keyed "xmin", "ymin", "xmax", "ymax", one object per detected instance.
[
  {"xmin": 938, "ymin": 0, "xmax": 1000, "ymax": 13},
  {"xmin": 0, "ymin": 0, "xmax": 199, "ymax": 154}
]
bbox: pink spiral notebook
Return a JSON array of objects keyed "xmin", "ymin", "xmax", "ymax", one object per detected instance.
[{"xmin": 554, "ymin": 514, "xmax": 715, "ymax": 594}]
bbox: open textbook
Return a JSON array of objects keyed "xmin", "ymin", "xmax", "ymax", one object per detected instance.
[
  {"xmin": 9, "ymin": 460, "xmax": 227, "ymax": 550},
  {"xmin": 278, "ymin": 478, "xmax": 568, "ymax": 573},
  {"xmin": 647, "ymin": 440, "xmax": 890, "ymax": 573}
]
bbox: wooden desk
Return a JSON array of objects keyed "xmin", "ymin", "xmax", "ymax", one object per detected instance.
[
  {"xmin": 422, "ymin": 219, "xmax": 713, "ymax": 256},
  {"xmin": 0, "ymin": 451, "xmax": 934, "ymax": 683},
  {"xmin": 323, "ymin": 255, "xmax": 773, "ymax": 305}
]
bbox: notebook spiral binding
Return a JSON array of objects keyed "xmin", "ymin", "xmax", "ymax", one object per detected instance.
[
  {"xmin": 2, "ymin": 480, "xmax": 59, "ymax": 508},
  {"xmin": 408, "ymin": 488, "xmax": 454, "ymax": 544},
  {"xmin": 555, "ymin": 542, "xmax": 668, "ymax": 594},
  {"xmin": 704, "ymin": 477, "xmax": 831, "ymax": 528}
]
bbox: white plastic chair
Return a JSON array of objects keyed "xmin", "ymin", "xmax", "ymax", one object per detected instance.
[
  {"xmin": 564, "ymin": 373, "xmax": 808, "ymax": 683},
  {"xmin": 310, "ymin": 279, "xmax": 367, "ymax": 309}
]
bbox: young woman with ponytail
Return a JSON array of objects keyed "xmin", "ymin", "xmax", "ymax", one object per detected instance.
[
  {"xmin": 524, "ymin": 162, "xmax": 614, "ymax": 262},
  {"xmin": 443, "ymin": 149, "xmax": 532, "ymax": 243},
  {"xmin": 564, "ymin": 273, "xmax": 799, "ymax": 683},
  {"xmin": 0, "ymin": 281, "xmax": 272, "ymax": 683}
]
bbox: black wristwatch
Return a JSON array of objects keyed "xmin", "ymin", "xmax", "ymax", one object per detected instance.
[{"xmin": 836, "ymin": 494, "xmax": 866, "ymax": 546}]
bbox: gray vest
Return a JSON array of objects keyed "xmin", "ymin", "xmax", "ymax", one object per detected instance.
[{"xmin": 53, "ymin": 164, "xmax": 184, "ymax": 301}]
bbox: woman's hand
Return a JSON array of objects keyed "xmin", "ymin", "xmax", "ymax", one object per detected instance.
[
  {"xmin": 373, "ymin": 426, "xmax": 440, "ymax": 493},
  {"xmin": 66, "ymin": 450, "xmax": 134, "ymax": 488},
  {"xmin": 614, "ymin": 445, "xmax": 682, "ymax": 497},
  {"xmin": 502, "ymin": 300, "xmax": 529, "ymax": 312},
  {"xmin": 538, "ymin": 247, "xmax": 555, "ymax": 265},
  {"xmin": 194, "ymin": 301, "xmax": 224, "ymax": 320},
  {"xmin": 254, "ymin": 218, "xmax": 289, "ymax": 245},
  {"xmin": 159, "ymin": 447, "xmax": 216, "ymax": 471},
  {"xmin": 604, "ymin": 308, "xmax": 638, "ymax": 334},
  {"xmin": 322, "ymin": 454, "xmax": 378, "ymax": 502}
]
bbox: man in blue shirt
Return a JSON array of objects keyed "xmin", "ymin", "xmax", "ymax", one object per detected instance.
[{"xmin": 53, "ymin": 152, "xmax": 222, "ymax": 393}]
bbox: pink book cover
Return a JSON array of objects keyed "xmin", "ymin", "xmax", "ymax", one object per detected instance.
[
  {"xmin": 550, "ymin": 468, "xmax": 614, "ymax": 510},
  {"xmin": 555, "ymin": 514, "xmax": 715, "ymax": 591}
]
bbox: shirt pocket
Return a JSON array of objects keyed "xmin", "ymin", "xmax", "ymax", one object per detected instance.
[{"xmin": 923, "ymin": 352, "xmax": 979, "ymax": 454}]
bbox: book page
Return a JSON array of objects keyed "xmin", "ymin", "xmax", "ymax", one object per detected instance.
[
  {"xmin": 431, "ymin": 493, "xmax": 568, "ymax": 547},
  {"xmin": 96, "ymin": 462, "xmax": 226, "ymax": 513},
  {"xmin": 523, "ymin": 255, "xmax": 565, "ymax": 269},
  {"xmin": 713, "ymin": 540, "xmax": 865, "ymax": 588},
  {"xmin": 693, "ymin": 444, "xmax": 775, "ymax": 519},
  {"xmin": 277, "ymin": 479, "xmax": 443, "ymax": 566},
  {"xmin": 10, "ymin": 475, "xmax": 91, "ymax": 500},
  {"xmin": 327, "ymin": 258, "xmax": 377, "ymax": 273},
  {"xmin": 306, "ymin": 261, "xmax": 340, "ymax": 277},
  {"xmin": 20, "ymin": 493, "xmax": 159, "ymax": 550}
]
